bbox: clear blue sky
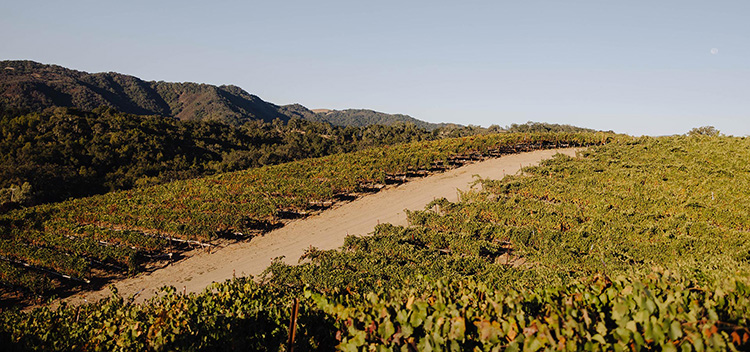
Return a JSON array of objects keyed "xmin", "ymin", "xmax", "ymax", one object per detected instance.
[{"xmin": 2, "ymin": 1, "xmax": 748, "ymax": 136}]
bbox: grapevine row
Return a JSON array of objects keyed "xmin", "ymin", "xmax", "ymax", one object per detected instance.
[{"xmin": 0, "ymin": 132, "xmax": 612, "ymax": 299}]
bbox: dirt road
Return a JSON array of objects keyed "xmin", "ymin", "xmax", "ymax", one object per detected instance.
[{"xmin": 63, "ymin": 148, "xmax": 579, "ymax": 305}]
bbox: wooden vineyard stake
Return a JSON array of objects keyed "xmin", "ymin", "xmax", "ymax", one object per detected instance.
[{"xmin": 287, "ymin": 297, "xmax": 300, "ymax": 352}]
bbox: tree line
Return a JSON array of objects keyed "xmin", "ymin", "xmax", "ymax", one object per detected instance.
[{"xmin": 0, "ymin": 107, "xmax": 491, "ymax": 209}]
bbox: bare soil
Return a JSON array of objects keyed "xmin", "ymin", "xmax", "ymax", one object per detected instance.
[{"xmin": 59, "ymin": 148, "xmax": 580, "ymax": 305}]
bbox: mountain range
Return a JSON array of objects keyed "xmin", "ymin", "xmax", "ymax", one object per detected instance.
[{"xmin": 0, "ymin": 60, "xmax": 442, "ymax": 128}]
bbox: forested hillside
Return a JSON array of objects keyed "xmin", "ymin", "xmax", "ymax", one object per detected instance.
[
  {"xmin": 0, "ymin": 106, "xmax": 490, "ymax": 208},
  {"xmin": 2, "ymin": 135, "xmax": 748, "ymax": 351}
]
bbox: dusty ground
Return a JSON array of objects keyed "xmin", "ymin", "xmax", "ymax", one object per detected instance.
[{"xmin": 61, "ymin": 148, "xmax": 580, "ymax": 305}]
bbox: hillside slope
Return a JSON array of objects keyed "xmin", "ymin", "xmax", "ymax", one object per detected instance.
[{"xmin": 64, "ymin": 148, "xmax": 576, "ymax": 305}]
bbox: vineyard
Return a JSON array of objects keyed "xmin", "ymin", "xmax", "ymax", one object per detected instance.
[
  {"xmin": 0, "ymin": 132, "xmax": 610, "ymax": 301},
  {"xmin": 2, "ymin": 134, "xmax": 749, "ymax": 350}
]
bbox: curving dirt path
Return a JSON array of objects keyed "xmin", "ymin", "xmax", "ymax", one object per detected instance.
[{"xmin": 61, "ymin": 148, "xmax": 580, "ymax": 305}]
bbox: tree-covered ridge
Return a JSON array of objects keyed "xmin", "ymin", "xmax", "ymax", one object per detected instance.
[
  {"xmin": 1, "ymin": 60, "xmax": 451, "ymax": 128},
  {"xmin": 2, "ymin": 135, "xmax": 749, "ymax": 351},
  {"xmin": 504, "ymin": 121, "xmax": 601, "ymax": 133},
  {"xmin": 0, "ymin": 106, "xmax": 485, "ymax": 208},
  {"xmin": 306, "ymin": 108, "xmax": 451, "ymax": 130},
  {"xmin": 1, "ymin": 61, "xmax": 606, "ymax": 134},
  {"xmin": 0, "ymin": 60, "xmax": 294, "ymax": 125}
]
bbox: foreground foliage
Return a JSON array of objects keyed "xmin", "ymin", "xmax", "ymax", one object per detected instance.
[{"xmin": 1, "ymin": 274, "xmax": 747, "ymax": 351}]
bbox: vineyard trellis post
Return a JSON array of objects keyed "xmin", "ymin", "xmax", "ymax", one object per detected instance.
[{"xmin": 287, "ymin": 297, "xmax": 300, "ymax": 352}]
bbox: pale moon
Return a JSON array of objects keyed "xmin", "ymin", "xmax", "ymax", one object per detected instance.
[{"xmin": 710, "ymin": 48, "xmax": 719, "ymax": 55}]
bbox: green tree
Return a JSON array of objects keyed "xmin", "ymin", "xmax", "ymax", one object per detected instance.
[{"xmin": 687, "ymin": 125, "xmax": 720, "ymax": 136}]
